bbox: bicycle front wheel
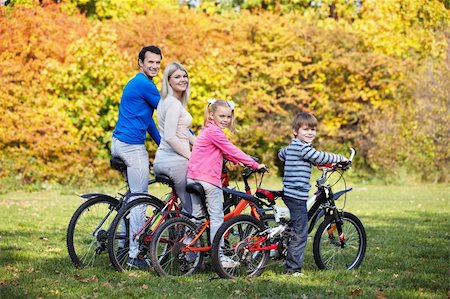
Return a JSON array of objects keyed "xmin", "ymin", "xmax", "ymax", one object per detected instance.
[
  {"xmin": 150, "ymin": 217, "xmax": 204, "ymax": 277},
  {"xmin": 313, "ymin": 212, "xmax": 366, "ymax": 270},
  {"xmin": 211, "ymin": 215, "xmax": 269, "ymax": 279},
  {"xmin": 107, "ymin": 196, "xmax": 164, "ymax": 272},
  {"xmin": 66, "ymin": 196, "xmax": 119, "ymax": 268}
]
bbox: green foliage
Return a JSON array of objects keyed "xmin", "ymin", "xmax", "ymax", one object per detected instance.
[
  {"xmin": 0, "ymin": 1, "xmax": 449, "ymax": 185},
  {"xmin": 61, "ymin": 0, "xmax": 149, "ymax": 20},
  {"xmin": 46, "ymin": 24, "xmax": 131, "ymax": 159}
]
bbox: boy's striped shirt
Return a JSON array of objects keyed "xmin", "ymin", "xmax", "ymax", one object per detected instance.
[{"xmin": 278, "ymin": 139, "xmax": 345, "ymax": 200}]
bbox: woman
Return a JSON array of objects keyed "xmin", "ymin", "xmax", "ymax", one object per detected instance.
[{"xmin": 154, "ymin": 62, "xmax": 195, "ymax": 213}]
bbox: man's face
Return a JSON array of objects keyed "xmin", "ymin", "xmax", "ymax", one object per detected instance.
[{"xmin": 139, "ymin": 51, "xmax": 161, "ymax": 79}]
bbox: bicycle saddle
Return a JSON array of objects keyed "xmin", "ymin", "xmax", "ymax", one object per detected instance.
[
  {"xmin": 110, "ymin": 157, "xmax": 127, "ymax": 172},
  {"xmin": 155, "ymin": 174, "xmax": 174, "ymax": 187},
  {"xmin": 186, "ymin": 183, "xmax": 206, "ymax": 198}
]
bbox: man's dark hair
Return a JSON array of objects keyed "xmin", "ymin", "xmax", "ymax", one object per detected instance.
[{"xmin": 138, "ymin": 45, "xmax": 162, "ymax": 64}]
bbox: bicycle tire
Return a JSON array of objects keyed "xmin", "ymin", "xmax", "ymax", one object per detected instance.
[
  {"xmin": 211, "ymin": 214, "xmax": 269, "ymax": 279},
  {"xmin": 66, "ymin": 196, "xmax": 119, "ymax": 268},
  {"xmin": 150, "ymin": 217, "xmax": 204, "ymax": 277},
  {"xmin": 313, "ymin": 211, "xmax": 366, "ymax": 270},
  {"xmin": 107, "ymin": 196, "xmax": 164, "ymax": 272}
]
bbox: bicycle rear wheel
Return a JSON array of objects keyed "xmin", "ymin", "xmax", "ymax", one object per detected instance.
[
  {"xmin": 107, "ymin": 196, "xmax": 164, "ymax": 272},
  {"xmin": 313, "ymin": 212, "xmax": 366, "ymax": 270},
  {"xmin": 211, "ymin": 215, "xmax": 269, "ymax": 279},
  {"xmin": 150, "ymin": 217, "xmax": 204, "ymax": 277},
  {"xmin": 66, "ymin": 196, "xmax": 119, "ymax": 268}
]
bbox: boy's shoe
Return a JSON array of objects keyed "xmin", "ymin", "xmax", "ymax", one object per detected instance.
[
  {"xmin": 220, "ymin": 255, "xmax": 240, "ymax": 268},
  {"xmin": 127, "ymin": 257, "xmax": 150, "ymax": 269},
  {"xmin": 292, "ymin": 272, "xmax": 306, "ymax": 277}
]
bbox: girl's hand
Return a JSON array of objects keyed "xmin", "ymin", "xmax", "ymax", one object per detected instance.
[{"xmin": 257, "ymin": 164, "xmax": 268, "ymax": 173}]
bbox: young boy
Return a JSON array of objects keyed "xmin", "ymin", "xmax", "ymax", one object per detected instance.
[{"xmin": 278, "ymin": 112, "xmax": 347, "ymax": 276}]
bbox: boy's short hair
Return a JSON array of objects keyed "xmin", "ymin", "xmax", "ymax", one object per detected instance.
[{"xmin": 292, "ymin": 112, "xmax": 318, "ymax": 132}]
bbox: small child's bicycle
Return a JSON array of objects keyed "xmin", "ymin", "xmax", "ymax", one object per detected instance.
[{"xmin": 210, "ymin": 148, "xmax": 367, "ymax": 279}]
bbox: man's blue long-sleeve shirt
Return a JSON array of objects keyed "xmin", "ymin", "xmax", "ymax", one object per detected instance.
[{"xmin": 113, "ymin": 73, "xmax": 161, "ymax": 145}]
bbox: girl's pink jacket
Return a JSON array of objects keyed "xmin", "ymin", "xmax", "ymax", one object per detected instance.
[{"xmin": 187, "ymin": 121, "xmax": 259, "ymax": 186}]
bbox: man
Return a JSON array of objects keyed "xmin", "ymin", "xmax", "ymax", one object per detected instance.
[{"xmin": 111, "ymin": 45, "xmax": 162, "ymax": 269}]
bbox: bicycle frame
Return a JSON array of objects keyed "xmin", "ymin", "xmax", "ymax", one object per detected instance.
[
  {"xmin": 178, "ymin": 167, "xmax": 266, "ymax": 253},
  {"xmin": 258, "ymin": 149, "xmax": 356, "ymax": 251},
  {"xmin": 128, "ymin": 162, "xmax": 235, "ymax": 245}
]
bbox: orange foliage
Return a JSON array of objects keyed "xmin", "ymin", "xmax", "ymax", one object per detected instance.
[{"xmin": 0, "ymin": 5, "xmax": 94, "ymax": 184}]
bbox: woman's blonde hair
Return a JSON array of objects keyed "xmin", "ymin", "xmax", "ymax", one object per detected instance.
[
  {"xmin": 204, "ymin": 99, "xmax": 236, "ymax": 132},
  {"xmin": 160, "ymin": 62, "xmax": 190, "ymax": 106}
]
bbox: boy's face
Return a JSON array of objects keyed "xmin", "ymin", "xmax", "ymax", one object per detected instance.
[{"xmin": 294, "ymin": 125, "xmax": 316, "ymax": 144}]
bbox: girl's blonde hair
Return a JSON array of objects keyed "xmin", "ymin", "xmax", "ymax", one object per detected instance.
[
  {"xmin": 160, "ymin": 62, "xmax": 190, "ymax": 106},
  {"xmin": 204, "ymin": 99, "xmax": 236, "ymax": 132}
]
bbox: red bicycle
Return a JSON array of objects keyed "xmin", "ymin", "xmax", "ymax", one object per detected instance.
[{"xmin": 106, "ymin": 160, "xmax": 239, "ymax": 272}]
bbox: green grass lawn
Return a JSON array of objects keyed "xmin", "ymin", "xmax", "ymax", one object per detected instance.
[{"xmin": 0, "ymin": 181, "xmax": 448, "ymax": 299}]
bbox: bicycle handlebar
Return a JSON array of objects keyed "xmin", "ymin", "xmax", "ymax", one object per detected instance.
[
  {"xmin": 317, "ymin": 148, "xmax": 356, "ymax": 172},
  {"xmin": 348, "ymin": 148, "xmax": 356, "ymax": 162}
]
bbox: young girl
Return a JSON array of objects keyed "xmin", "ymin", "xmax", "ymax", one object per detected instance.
[{"xmin": 187, "ymin": 99, "xmax": 265, "ymax": 264}]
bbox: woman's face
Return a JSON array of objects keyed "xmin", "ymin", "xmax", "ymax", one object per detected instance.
[{"xmin": 169, "ymin": 69, "xmax": 189, "ymax": 95}]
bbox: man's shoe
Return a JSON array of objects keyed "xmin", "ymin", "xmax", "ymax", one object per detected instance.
[{"xmin": 127, "ymin": 257, "xmax": 150, "ymax": 269}]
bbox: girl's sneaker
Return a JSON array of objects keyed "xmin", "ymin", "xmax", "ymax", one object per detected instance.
[{"xmin": 220, "ymin": 255, "xmax": 240, "ymax": 268}]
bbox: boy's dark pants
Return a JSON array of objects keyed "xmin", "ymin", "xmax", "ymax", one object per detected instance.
[{"xmin": 283, "ymin": 195, "xmax": 308, "ymax": 273}]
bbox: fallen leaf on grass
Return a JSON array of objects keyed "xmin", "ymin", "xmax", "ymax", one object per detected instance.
[
  {"xmin": 350, "ymin": 288, "xmax": 363, "ymax": 296},
  {"xmin": 376, "ymin": 290, "xmax": 386, "ymax": 299},
  {"xmin": 128, "ymin": 272, "xmax": 139, "ymax": 277},
  {"xmin": 102, "ymin": 282, "xmax": 113, "ymax": 289},
  {"xmin": 6, "ymin": 265, "xmax": 19, "ymax": 273},
  {"xmin": 141, "ymin": 284, "xmax": 149, "ymax": 289},
  {"xmin": 75, "ymin": 275, "xmax": 98, "ymax": 283},
  {"xmin": 26, "ymin": 268, "xmax": 35, "ymax": 273}
]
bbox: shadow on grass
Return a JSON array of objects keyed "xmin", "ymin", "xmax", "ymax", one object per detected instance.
[{"xmin": 0, "ymin": 209, "xmax": 448, "ymax": 298}]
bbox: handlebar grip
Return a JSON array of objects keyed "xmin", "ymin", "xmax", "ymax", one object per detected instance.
[
  {"xmin": 349, "ymin": 148, "xmax": 356, "ymax": 162},
  {"xmin": 258, "ymin": 167, "xmax": 269, "ymax": 174}
]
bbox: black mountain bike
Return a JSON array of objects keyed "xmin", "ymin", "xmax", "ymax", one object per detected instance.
[
  {"xmin": 66, "ymin": 157, "xmax": 167, "ymax": 268},
  {"xmin": 210, "ymin": 148, "xmax": 367, "ymax": 279}
]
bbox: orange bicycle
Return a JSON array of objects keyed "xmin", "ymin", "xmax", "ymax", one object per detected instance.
[{"xmin": 149, "ymin": 165, "xmax": 274, "ymax": 277}]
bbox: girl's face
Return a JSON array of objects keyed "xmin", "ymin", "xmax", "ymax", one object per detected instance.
[
  {"xmin": 169, "ymin": 69, "xmax": 189, "ymax": 95},
  {"xmin": 294, "ymin": 125, "xmax": 316, "ymax": 144},
  {"xmin": 210, "ymin": 106, "xmax": 232, "ymax": 129}
]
